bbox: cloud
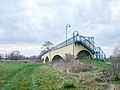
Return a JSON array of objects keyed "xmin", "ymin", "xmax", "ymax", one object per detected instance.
[
  {"xmin": 0, "ymin": 43, "xmax": 42, "ymax": 56},
  {"xmin": 0, "ymin": 0, "xmax": 120, "ymax": 56}
]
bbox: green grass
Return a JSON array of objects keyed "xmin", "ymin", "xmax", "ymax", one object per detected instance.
[
  {"xmin": 9, "ymin": 64, "xmax": 40, "ymax": 90},
  {"xmin": 0, "ymin": 63, "xmax": 43, "ymax": 90},
  {"xmin": 79, "ymin": 59, "xmax": 112, "ymax": 69},
  {"xmin": 34, "ymin": 65, "xmax": 105, "ymax": 90},
  {"xmin": 0, "ymin": 63, "xmax": 79, "ymax": 90},
  {"xmin": 79, "ymin": 59, "xmax": 120, "ymax": 84},
  {"xmin": 0, "ymin": 63, "xmax": 30, "ymax": 87},
  {"xmin": 0, "ymin": 61, "xmax": 118, "ymax": 90}
]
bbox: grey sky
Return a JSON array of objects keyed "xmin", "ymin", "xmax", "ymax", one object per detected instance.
[{"xmin": 0, "ymin": 0, "xmax": 120, "ymax": 56}]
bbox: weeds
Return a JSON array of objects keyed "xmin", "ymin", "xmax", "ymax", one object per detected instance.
[
  {"xmin": 59, "ymin": 81, "xmax": 76, "ymax": 90},
  {"xmin": 50, "ymin": 54, "xmax": 92, "ymax": 73}
]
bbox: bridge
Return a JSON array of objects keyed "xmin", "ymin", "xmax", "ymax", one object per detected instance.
[{"xmin": 42, "ymin": 33, "xmax": 106, "ymax": 63}]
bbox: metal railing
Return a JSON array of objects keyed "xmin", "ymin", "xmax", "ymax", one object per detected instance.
[
  {"xmin": 51, "ymin": 35, "xmax": 95, "ymax": 52},
  {"xmin": 77, "ymin": 35, "xmax": 95, "ymax": 51},
  {"xmin": 95, "ymin": 47, "xmax": 106, "ymax": 60},
  {"xmin": 51, "ymin": 37, "xmax": 73, "ymax": 51}
]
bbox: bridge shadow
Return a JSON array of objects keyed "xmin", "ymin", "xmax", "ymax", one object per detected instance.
[
  {"xmin": 77, "ymin": 50, "xmax": 91, "ymax": 59},
  {"xmin": 45, "ymin": 56, "xmax": 49, "ymax": 62},
  {"xmin": 52, "ymin": 55, "xmax": 64, "ymax": 62}
]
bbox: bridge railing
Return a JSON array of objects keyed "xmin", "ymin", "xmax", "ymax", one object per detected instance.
[
  {"xmin": 51, "ymin": 37, "xmax": 73, "ymax": 51},
  {"xmin": 84, "ymin": 36, "xmax": 95, "ymax": 44},
  {"xmin": 51, "ymin": 35, "xmax": 95, "ymax": 52},
  {"xmin": 74, "ymin": 35, "xmax": 95, "ymax": 52},
  {"xmin": 95, "ymin": 47, "xmax": 106, "ymax": 60}
]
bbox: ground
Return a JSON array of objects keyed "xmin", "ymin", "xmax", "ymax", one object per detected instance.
[{"xmin": 0, "ymin": 60, "xmax": 120, "ymax": 90}]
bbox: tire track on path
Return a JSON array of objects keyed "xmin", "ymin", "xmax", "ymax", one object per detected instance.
[
  {"xmin": 0, "ymin": 64, "xmax": 33, "ymax": 90},
  {"xmin": 31, "ymin": 64, "xmax": 41, "ymax": 90}
]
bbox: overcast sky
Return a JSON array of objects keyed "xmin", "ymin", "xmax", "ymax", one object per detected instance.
[{"xmin": 0, "ymin": 0, "xmax": 120, "ymax": 57}]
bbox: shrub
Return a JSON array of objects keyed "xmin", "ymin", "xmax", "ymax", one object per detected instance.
[
  {"xmin": 64, "ymin": 53, "xmax": 73, "ymax": 62},
  {"xmin": 102, "ymin": 45, "xmax": 120, "ymax": 82},
  {"xmin": 102, "ymin": 68, "xmax": 120, "ymax": 82},
  {"xmin": 59, "ymin": 81, "xmax": 76, "ymax": 90},
  {"xmin": 50, "ymin": 59, "xmax": 92, "ymax": 73},
  {"xmin": 49, "ymin": 54, "xmax": 92, "ymax": 73},
  {"xmin": 67, "ymin": 61, "xmax": 92, "ymax": 73}
]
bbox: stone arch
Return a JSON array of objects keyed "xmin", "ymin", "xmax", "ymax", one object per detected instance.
[
  {"xmin": 45, "ymin": 56, "xmax": 49, "ymax": 62},
  {"xmin": 77, "ymin": 50, "xmax": 92, "ymax": 59},
  {"xmin": 52, "ymin": 55, "xmax": 64, "ymax": 62}
]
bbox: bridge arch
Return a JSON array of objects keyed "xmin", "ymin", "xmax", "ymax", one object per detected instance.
[
  {"xmin": 52, "ymin": 55, "xmax": 64, "ymax": 62},
  {"xmin": 45, "ymin": 56, "xmax": 49, "ymax": 62},
  {"xmin": 41, "ymin": 58, "xmax": 44, "ymax": 62},
  {"xmin": 77, "ymin": 50, "xmax": 92, "ymax": 59}
]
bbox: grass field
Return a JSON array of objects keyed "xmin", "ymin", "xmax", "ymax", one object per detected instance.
[
  {"xmin": 79, "ymin": 59, "xmax": 112, "ymax": 69},
  {"xmin": 0, "ymin": 63, "xmax": 42, "ymax": 90},
  {"xmin": 0, "ymin": 60, "xmax": 119, "ymax": 90},
  {"xmin": 0, "ymin": 62, "xmax": 76, "ymax": 90}
]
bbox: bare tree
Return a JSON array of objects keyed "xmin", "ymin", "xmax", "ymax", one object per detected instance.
[
  {"xmin": 113, "ymin": 45, "xmax": 120, "ymax": 57},
  {"xmin": 42, "ymin": 41, "xmax": 53, "ymax": 50},
  {"xmin": 38, "ymin": 41, "xmax": 53, "ymax": 61},
  {"xmin": 103, "ymin": 45, "xmax": 120, "ymax": 81},
  {"xmin": 10, "ymin": 51, "xmax": 20, "ymax": 60},
  {"xmin": 111, "ymin": 45, "xmax": 120, "ymax": 71},
  {"xmin": 38, "ymin": 50, "xmax": 47, "ymax": 61},
  {"xmin": 0, "ymin": 54, "xmax": 2, "ymax": 60}
]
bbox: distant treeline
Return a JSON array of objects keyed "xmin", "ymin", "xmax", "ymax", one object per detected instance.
[{"xmin": 0, "ymin": 51, "xmax": 41, "ymax": 61}]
